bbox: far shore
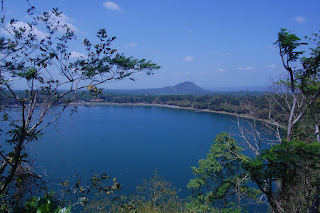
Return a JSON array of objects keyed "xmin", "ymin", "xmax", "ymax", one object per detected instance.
[{"xmin": 71, "ymin": 101, "xmax": 284, "ymax": 128}]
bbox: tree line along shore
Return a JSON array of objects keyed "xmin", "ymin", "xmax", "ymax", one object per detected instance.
[{"xmin": 1, "ymin": 90, "xmax": 288, "ymax": 126}]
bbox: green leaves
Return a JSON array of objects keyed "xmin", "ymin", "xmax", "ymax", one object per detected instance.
[
  {"xmin": 275, "ymin": 28, "xmax": 320, "ymax": 99},
  {"xmin": 245, "ymin": 139, "xmax": 320, "ymax": 212},
  {"xmin": 70, "ymin": 28, "xmax": 160, "ymax": 83},
  {"xmin": 6, "ymin": 123, "xmax": 42, "ymax": 145},
  {"xmin": 187, "ymin": 132, "xmax": 255, "ymax": 211},
  {"xmin": 23, "ymin": 193, "xmax": 71, "ymax": 213},
  {"xmin": 17, "ymin": 68, "xmax": 38, "ymax": 80},
  {"xmin": 0, "ymin": 3, "xmax": 161, "ymax": 212},
  {"xmin": 246, "ymin": 140, "xmax": 320, "ymax": 179},
  {"xmin": 274, "ymin": 28, "xmax": 307, "ymax": 63}
]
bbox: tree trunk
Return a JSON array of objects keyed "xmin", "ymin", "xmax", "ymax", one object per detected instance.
[
  {"xmin": 309, "ymin": 181, "xmax": 320, "ymax": 213},
  {"xmin": 287, "ymin": 68, "xmax": 296, "ymax": 142},
  {"xmin": 316, "ymin": 124, "xmax": 320, "ymax": 142}
]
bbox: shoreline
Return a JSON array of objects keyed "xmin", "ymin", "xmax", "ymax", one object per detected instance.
[
  {"xmin": 4, "ymin": 101, "xmax": 283, "ymax": 128},
  {"xmin": 71, "ymin": 102, "xmax": 284, "ymax": 128}
]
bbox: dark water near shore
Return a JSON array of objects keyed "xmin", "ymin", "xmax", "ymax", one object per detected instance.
[
  {"xmin": 1, "ymin": 103, "xmax": 269, "ymax": 211},
  {"xmin": 26, "ymin": 105, "xmax": 246, "ymax": 196}
]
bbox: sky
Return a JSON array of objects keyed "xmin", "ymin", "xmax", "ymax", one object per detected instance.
[{"xmin": 2, "ymin": 0, "xmax": 320, "ymax": 90}]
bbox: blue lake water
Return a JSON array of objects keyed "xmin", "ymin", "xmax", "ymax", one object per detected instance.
[{"xmin": 25, "ymin": 105, "xmax": 257, "ymax": 197}]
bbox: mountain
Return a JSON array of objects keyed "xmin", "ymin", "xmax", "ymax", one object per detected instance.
[
  {"xmin": 160, "ymin": 81, "xmax": 209, "ymax": 94},
  {"xmin": 106, "ymin": 81, "xmax": 213, "ymax": 95}
]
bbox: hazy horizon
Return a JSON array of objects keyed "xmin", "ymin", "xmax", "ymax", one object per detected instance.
[{"xmin": 3, "ymin": 0, "xmax": 320, "ymax": 90}]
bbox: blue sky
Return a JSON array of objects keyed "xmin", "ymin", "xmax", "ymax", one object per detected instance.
[{"xmin": 2, "ymin": 0, "xmax": 320, "ymax": 90}]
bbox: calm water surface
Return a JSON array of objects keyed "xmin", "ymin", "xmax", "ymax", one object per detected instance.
[{"xmin": 28, "ymin": 105, "xmax": 247, "ymax": 196}]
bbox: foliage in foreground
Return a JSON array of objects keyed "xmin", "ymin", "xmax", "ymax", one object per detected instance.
[
  {"xmin": 0, "ymin": 3, "xmax": 159, "ymax": 211},
  {"xmin": 187, "ymin": 132, "xmax": 259, "ymax": 212},
  {"xmin": 1, "ymin": 1, "xmax": 320, "ymax": 211},
  {"xmin": 243, "ymin": 28, "xmax": 320, "ymax": 213},
  {"xmin": 83, "ymin": 170, "xmax": 185, "ymax": 213},
  {"xmin": 245, "ymin": 140, "xmax": 320, "ymax": 212},
  {"xmin": 21, "ymin": 193, "xmax": 71, "ymax": 213}
]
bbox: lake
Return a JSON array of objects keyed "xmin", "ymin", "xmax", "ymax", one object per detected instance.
[{"xmin": 26, "ymin": 105, "xmax": 259, "ymax": 197}]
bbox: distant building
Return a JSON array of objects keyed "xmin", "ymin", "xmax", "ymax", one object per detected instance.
[{"xmin": 90, "ymin": 99, "xmax": 104, "ymax": 102}]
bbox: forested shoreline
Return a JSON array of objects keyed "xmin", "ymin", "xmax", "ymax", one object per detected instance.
[
  {"xmin": 1, "ymin": 0, "xmax": 320, "ymax": 211},
  {"xmin": 1, "ymin": 90, "xmax": 288, "ymax": 125}
]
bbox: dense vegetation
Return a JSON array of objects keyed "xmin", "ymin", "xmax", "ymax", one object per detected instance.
[
  {"xmin": 1, "ymin": 90, "xmax": 287, "ymax": 124},
  {"xmin": 0, "ymin": 1, "xmax": 320, "ymax": 212}
]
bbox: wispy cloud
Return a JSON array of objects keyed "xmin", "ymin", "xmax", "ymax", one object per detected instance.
[
  {"xmin": 70, "ymin": 51, "xmax": 87, "ymax": 59},
  {"xmin": 127, "ymin": 42, "xmax": 138, "ymax": 47},
  {"xmin": 1, "ymin": 21, "xmax": 48, "ymax": 39},
  {"xmin": 216, "ymin": 68, "xmax": 225, "ymax": 72},
  {"xmin": 103, "ymin": 1, "xmax": 120, "ymax": 11},
  {"xmin": 237, "ymin": 66, "xmax": 254, "ymax": 71},
  {"xmin": 268, "ymin": 64, "xmax": 277, "ymax": 69},
  {"xmin": 292, "ymin": 16, "xmax": 307, "ymax": 23},
  {"xmin": 183, "ymin": 56, "xmax": 194, "ymax": 62},
  {"xmin": 40, "ymin": 12, "xmax": 78, "ymax": 33},
  {"xmin": 55, "ymin": 13, "xmax": 78, "ymax": 32},
  {"xmin": 1, "ymin": 13, "xmax": 78, "ymax": 39}
]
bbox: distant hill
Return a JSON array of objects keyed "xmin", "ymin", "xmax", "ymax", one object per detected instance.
[
  {"xmin": 106, "ymin": 81, "xmax": 213, "ymax": 95},
  {"xmin": 157, "ymin": 81, "xmax": 211, "ymax": 95}
]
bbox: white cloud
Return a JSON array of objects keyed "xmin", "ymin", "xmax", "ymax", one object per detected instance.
[
  {"xmin": 293, "ymin": 16, "xmax": 307, "ymax": 23},
  {"xmin": 216, "ymin": 68, "xmax": 225, "ymax": 72},
  {"xmin": 55, "ymin": 13, "xmax": 78, "ymax": 32},
  {"xmin": 237, "ymin": 66, "xmax": 254, "ymax": 71},
  {"xmin": 268, "ymin": 64, "xmax": 277, "ymax": 69},
  {"xmin": 2, "ymin": 13, "xmax": 78, "ymax": 39},
  {"xmin": 183, "ymin": 56, "xmax": 194, "ymax": 62},
  {"xmin": 103, "ymin": 1, "xmax": 120, "ymax": 11},
  {"xmin": 70, "ymin": 51, "xmax": 87, "ymax": 59},
  {"xmin": 127, "ymin": 42, "xmax": 138, "ymax": 47},
  {"xmin": 1, "ymin": 21, "xmax": 48, "ymax": 39}
]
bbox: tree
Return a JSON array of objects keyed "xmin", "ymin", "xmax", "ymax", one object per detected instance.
[
  {"xmin": 134, "ymin": 170, "xmax": 183, "ymax": 212},
  {"xmin": 245, "ymin": 29, "xmax": 320, "ymax": 213},
  {"xmin": 83, "ymin": 170, "xmax": 184, "ymax": 213},
  {"xmin": 245, "ymin": 140, "xmax": 320, "ymax": 213},
  {"xmin": 187, "ymin": 132, "xmax": 258, "ymax": 212},
  {"xmin": 0, "ymin": 5, "xmax": 160, "ymax": 209},
  {"xmin": 273, "ymin": 28, "xmax": 320, "ymax": 142}
]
